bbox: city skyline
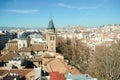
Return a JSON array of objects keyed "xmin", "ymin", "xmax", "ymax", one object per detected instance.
[{"xmin": 0, "ymin": 0, "xmax": 120, "ymax": 28}]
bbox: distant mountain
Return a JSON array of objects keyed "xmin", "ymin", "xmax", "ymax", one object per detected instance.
[{"xmin": 0, "ymin": 26, "xmax": 46, "ymax": 30}]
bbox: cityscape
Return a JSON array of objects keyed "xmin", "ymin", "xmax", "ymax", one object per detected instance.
[{"xmin": 0, "ymin": 0, "xmax": 120, "ymax": 80}]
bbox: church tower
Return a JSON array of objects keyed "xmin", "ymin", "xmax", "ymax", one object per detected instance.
[{"xmin": 46, "ymin": 18, "xmax": 56, "ymax": 52}]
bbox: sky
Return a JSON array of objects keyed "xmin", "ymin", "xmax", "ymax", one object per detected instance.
[{"xmin": 0, "ymin": 0, "xmax": 120, "ymax": 28}]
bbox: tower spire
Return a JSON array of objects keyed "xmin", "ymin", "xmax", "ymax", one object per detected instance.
[
  {"xmin": 47, "ymin": 17, "xmax": 55, "ymax": 33},
  {"xmin": 46, "ymin": 18, "xmax": 56, "ymax": 53}
]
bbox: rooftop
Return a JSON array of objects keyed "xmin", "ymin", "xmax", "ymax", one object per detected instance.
[
  {"xmin": 43, "ymin": 58, "xmax": 68, "ymax": 74},
  {"xmin": 29, "ymin": 34, "xmax": 44, "ymax": 39},
  {"xmin": 0, "ymin": 52, "xmax": 18, "ymax": 62},
  {"xmin": 11, "ymin": 56, "xmax": 24, "ymax": 61},
  {"xmin": 65, "ymin": 74, "xmax": 96, "ymax": 80},
  {"xmin": 0, "ymin": 69, "xmax": 33, "ymax": 79},
  {"xmin": 8, "ymin": 40, "xmax": 18, "ymax": 43}
]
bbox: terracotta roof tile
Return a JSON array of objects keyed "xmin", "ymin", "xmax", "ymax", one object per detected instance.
[
  {"xmin": 18, "ymin": 47, "xmax": 31, "ymax": 52},
  {"xmin": 8, "ymin": 46, "xmax": 18, "ymax": 51},
  {"xmin": 0, "ymin": 70, "xmax": 8, "ymax": 76},
  {"xmin": 10, "ymin": 69, "xmax": 33, "ymax": 78},
  {"xmin": 68, "ymin": 66, "xmax": 81, "ymax": 74},
  {"xmin": 43, "ymin": 54, "xmax": 55, "ymax": 58},
  {"xmin": 30, "ymin": 44, "xmax": 47, "ymax": 51},
  {"xmin": 0, "ymin": 69, "xmax": 33, "ymax": 78},
  {"xmin": 0, "ymin": 48, "xmax": 8, "ymax": 54},
  {"xmin": 43, "ymin": 58, "xmax": 68, "ymax": 74},
  {"xmin": 0, "ymin": 52, "xmax": 18, "ymax": 62}
]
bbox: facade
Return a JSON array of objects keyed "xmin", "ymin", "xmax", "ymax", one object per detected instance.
[
  {"xmin": 7, "ymin": 56, "xmax": 25, "ymax": 69},
  {"xmin": 0, "ymin": 69, "xmax": 33, "ymax": 80},
  {"xmin": 34, "ymin": 67, "xmax": 42, "ymax": 80},
  {"xmin": 46, "ymin": 18, "xmax": 56, "ymax": 52},
  {"xmin": 17, "ymin": 47, "xmax": 31, "ymax": 57},
  {"xmin": 0, "ymin": 31, "xmax": 17, "ymax": 50},
  {"xmin": 18, "ymin": 39, "xmax": 30, "ymax": 49},
  {"xmin": 0, "ymin": 33, "xmax": 8, "ymax": 50},
  {"xmin": 5, "ymin": 39, "xmax": 18, "ymax": 52}
]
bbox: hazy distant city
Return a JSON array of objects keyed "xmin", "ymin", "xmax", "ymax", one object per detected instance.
[{"xmin": 0, "ymin": 0, "xmax": 120, "ymax": 80}]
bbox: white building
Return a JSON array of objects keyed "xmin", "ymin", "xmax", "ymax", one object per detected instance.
[
  {"xmin": 6, "ymin": 56, "xmax": 25, "ymax": 69},
  {"xmin": 29, "ymin": 34, "xmax": 46, "ymax": 44},
  {"xmin": 18, "ymin": 39, "xmax": 30, "ymax": 49}
]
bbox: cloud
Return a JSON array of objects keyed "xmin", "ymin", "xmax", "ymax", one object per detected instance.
[
  {"xmin": 57, "ymin": 3, "xmax": 97, "ymax": 10},
  {"xmin": 3, "ymin": 9, "xmax": 39, "ymax": 14}
]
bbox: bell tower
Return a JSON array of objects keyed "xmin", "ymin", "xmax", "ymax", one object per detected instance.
[{"xmin": 46, "ymin": 18, "xmax": 56, "ymax": 52}]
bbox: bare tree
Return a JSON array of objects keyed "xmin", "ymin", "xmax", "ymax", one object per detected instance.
[
  {"xmin": 71, "ymin": 38, "xmax": 90, "ymax": 73},
  {"xmin": 87, "ymin": 42, "xmax": 120, "ymax": 80},
  {"xmin": 56, "ymin": 36, "xmax": 90, "ymax": 73}
]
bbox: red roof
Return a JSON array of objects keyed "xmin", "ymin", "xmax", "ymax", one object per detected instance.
[{"xmin": 50, "ymin": 72, "xmax": 64, "ymax": 80}]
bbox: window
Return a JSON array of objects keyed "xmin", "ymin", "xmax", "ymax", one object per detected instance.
[
  {"xmin": 53, "ymin": 36, "xmax": 54, "ymax": 40},
  {"xmin": 23, "ymin": 43, "xmax": 25, "ymax": 47},
  {"xmin": 50, "ymin": 36, "xmax": 52, "ymax": 40},
  {"xmin": 50, "ymin": 36, "xmax": 55, "ymax": 40}
]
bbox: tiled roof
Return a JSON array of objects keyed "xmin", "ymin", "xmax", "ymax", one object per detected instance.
[
  {"xmin": 10, "ymin": 69, "xmax": 33, "ymax": 78},
  {"xmin": 8, "ymin": 46, "xmax": 18, "ymax": 51},
  {"xmin": 18, "ymin": 47, "xmax": 31, "ymax": 52},
  {"xmin": 0, "ymin": 47, "xmax": 18, "ymax": 54},
  {"xmin": 43, "ymin": 58, "xmax": 68, "ymax": 74},
  {"xmin": 0, "ymin": 70, "xmax": 8, "ymax": 76},
  {"xmin": 0, "ymin": 52, "xmax": 18, "ymax": 62},
  {"xmin": 42, "ymin": 53, "xmax": 55, "ymax": 58},
  {"xmin": 0, "ymin": 69, "xmax": 33, "ymax": 78},
  {"xmin": 0, "ymin": 48, "xmax": 8, "ymax": 54},
  {"xmin": 68, "ymin": 65, "xmax": 81, "ymax": 74},
  {"xmin": 30, "ymin": 44, "xmax": 47, "ymax": 51}
]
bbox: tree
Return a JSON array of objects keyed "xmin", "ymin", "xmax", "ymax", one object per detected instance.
[
  {"xmin": 56, "ymin": 36, "xmax": 90, "ymax": 73},
  {"xmin": 87, "ymin": 42, "xmax": 120, "ymax": 80},
  {"xmin": 56, "ymin": 36, "xmax": 66, "ymax": 53},
  {"xmin": 71, "ymin": 38, "xmax": 90, "ymax": 73}
]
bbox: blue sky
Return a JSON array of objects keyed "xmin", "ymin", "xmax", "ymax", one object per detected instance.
[{"xmin": 0, "ymin": 0, "xmax": 120, "ymax": 28}]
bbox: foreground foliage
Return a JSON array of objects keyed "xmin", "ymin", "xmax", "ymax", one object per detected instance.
[
  {"xmin": 56, "ymin": 36, "xmax": 120, "ymax": 80},
  {"xmin": 87, "ymin": 42, "xmax": 120, "ymax": 80},
  {"xmin": 56, "ymin": 36, "xmax": 90, "ymax": 73}
]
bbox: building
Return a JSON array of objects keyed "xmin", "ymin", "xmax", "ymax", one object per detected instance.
[
  {"xmin": 33, "ymin": 67, "xmax": 42, "ymax": 80},
  {"xmin": 29, "ymin": 34, "xmax": 46, "ymax": 44},
  {"xmin": 6, "ymin": 56, "xmax": 25, "ymax": 69},
  {"xmin": 64, "ymin": 74, "xmax": 97, "ymax": 80},
  {"xmin": 0, "ymin": 33, "xmax": 8, "ymax": 50},
  {"xmin": 18, "ymin": 32, "xmax": 31, "ymax": 49},
  {"xmin": 3, "ymin": 73, "xmax": 20, "ymax": 80},
  {"xmin": 0, "ymin": 69, "xmax": 33, "ymax": 80},
  {"xmin": 0, "ymin": 52, "xmax": 18, "ymax": 68},
  {"xmin": 18, "ymin": 38, "xmax": 30, "ymax": 49},
  {"xmin": 5, "ymin": 39, "xmax": 18, "ymax": 52},
  {"xmin": 50, "ymin": 72, "xmax": 64, "ymax": 80},
  {"xmin": 46, "ymin": 18, "xmax": 56, "ymax": 52}
]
